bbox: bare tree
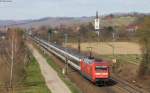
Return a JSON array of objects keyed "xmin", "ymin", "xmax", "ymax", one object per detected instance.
[
  {"xmin": 0, "ymin": 28, "xmax": 29, "ymax": 93},
  {"xmin": 137, "ymin": 17, "xmax": 150, "ymax": 77}
]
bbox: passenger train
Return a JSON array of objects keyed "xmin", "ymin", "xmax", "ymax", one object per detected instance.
[{"xmin": 32, "ymin": 36, "xmax": 110, "ymax": 84}]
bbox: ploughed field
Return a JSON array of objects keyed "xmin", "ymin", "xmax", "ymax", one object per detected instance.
[
  {"xmin": 65, "ymin": 42, "xmax": 141, "ymax": 55},
  {"xmin": 65, "ymin": 42, "xmax": 142, "ymax": 64}
]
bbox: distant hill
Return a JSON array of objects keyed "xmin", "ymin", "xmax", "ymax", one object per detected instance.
[
  {"xmin": 0, "ymin": 17, "xmax": 94, "ymax": 29},
  {"xmin": 1, "ymin": 12, "xmax": 148, "ymax": 29},
  {"xmin": 0, "ymin": 20, "xmax": 31, "ymax": 27},
  {"xmin": 0, "ymin": 20, "xmax": 17, "ymax": 26}
]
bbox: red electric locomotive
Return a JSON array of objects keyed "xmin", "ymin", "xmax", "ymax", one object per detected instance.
[{"xmin": 80, "ymin": 56, "xmax": 110, "ymax": 84}]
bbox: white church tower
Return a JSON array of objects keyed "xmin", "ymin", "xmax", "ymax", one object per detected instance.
[
  {"xmin": 94, "ymin": 11, "xmax": 101, "ymax": 36},
  {"xmin": 94, "ymin": 11, "xmax": 100, "ymax": 31}
]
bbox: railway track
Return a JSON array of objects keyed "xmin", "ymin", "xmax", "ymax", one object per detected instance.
[
  {"xmin": 110, "ymin": 76, "xmax": 149, "ymax": 93},
  {"xmin": 30, "ymin": 36, "xmax": 149, "ymax": 93}
]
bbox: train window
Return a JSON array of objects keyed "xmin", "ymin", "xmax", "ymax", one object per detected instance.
[
  {"xmin": 95, "ymin": 66, "xmax": 107, "ymax": 71},
  {"xmin": 84, "ymin": 58, "xmax": 94, "ymax": 64},
  {"xmin": 95, "ymin": 59, "xmax": 102, "ymax": 62},
  {"xmin": 87, "ymin": 56, "xmax": 94, "ymax": 59}
]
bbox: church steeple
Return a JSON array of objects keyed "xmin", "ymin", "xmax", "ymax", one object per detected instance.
[
  {"xmin": 96, "ymin": 11, "xmax": 99, "ymax": 19},
  {"xmin": 94, "ymin": 11, "xmax": 100, "ymax": 31}
]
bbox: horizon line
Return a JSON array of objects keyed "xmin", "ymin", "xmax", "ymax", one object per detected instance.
[{"xmin": 0, "ymin": 11, "xmax": 149, "ymax": 21}]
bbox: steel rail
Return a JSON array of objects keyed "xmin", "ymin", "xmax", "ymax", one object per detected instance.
[{"xmin": 110, "ymin": 77, "xmax": 149, "ymax": 93}]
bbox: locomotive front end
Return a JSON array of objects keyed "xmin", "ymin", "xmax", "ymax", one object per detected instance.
[{"xmin": 94, "ymin": 61, "xmax": 110, "ymax": 83}]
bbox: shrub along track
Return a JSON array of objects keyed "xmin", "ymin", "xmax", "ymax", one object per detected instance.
[{"xmin": 34, "ymin": 42, "xmax": 149, "ymax": 93}]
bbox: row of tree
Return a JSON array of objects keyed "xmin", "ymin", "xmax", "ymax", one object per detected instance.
[
  {"xmin": 137, "ymin": 16, "xmax": 150, "ymax": 77},
  {"xmin": 0, "ymin": 28, "xmax": 31, "ymax": 93}
]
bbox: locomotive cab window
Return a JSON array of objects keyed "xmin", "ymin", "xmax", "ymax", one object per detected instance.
[{"xmin": 95, "ymin": 66, "xmax": 108, "ymax": 71}]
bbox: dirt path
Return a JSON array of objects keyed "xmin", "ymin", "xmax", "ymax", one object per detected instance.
[{"xmin": 28, "ymin": 44, "xmax": 71, "ymax": 93}]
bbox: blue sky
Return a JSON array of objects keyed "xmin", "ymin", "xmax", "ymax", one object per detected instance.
[{"xmin": 0, "ymin": 0, "xmax": 150, "ymax": 20}]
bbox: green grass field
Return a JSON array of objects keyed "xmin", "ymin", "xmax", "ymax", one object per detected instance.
[{"xmin": 15, "ymin": 57, "xmax": 51, "ymax": 93}]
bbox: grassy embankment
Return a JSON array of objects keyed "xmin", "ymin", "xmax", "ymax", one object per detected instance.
[
  {"xmin": 15, "ymin": 56, "xmax": 51, "ymax": 93},
  {"xmin": 33, "ymin": 43, "xmax": 82, "ymax": 93}
]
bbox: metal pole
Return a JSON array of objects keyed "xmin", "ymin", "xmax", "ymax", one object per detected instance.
[
  {"xmin": 78, "ymin": 40, "xmax": 80, "ymax": 53},
  {"xmin": 64, "ymin": 33, "xmax": 69, "ymax": 74},
  {"xmin": 87, "ymin": 47, "xmax": 92, "ymax": 58},
  {"xmin": 48, "ymin": 30, "xmax": 52, "ymax": 42},
  {"xmin": 78, "ymin": 35, "xmax": 81, "ymax": 53},
  {"xmin": 48, "ymin": 34, "xmax": 50, "ymax": 42},
  {"xmin": 112, "ymin": 32, "xmax": 117, "ymax": 64},
  {"xmin": 65, "ymin": 56, "xmax": 68, "ymax": 74},
  {"xmin": 64, "ymin": 33, "xmax": 68, "ymax": 47},
  {"xmin": 112, "ymin": 32, "xmax": 115, "ymax": 57},
  {"xmin": 10, "ymin": 33, "xmax": 14, "ymax": 92},
  {"xmin": 76, "ymin": 27, "xmax": 81, "ymax": 53},
  {"xmin": 98, "ymin": 30, "xmax": 100, "ymax": 45}
]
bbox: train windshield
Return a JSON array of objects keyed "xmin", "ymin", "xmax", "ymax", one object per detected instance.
[{"xmin": 95, "ymin": 66, "xmax": 108, "ymax": 71}]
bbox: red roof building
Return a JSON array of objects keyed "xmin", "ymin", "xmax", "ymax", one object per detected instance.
[{"xmin": 126, "ymin": 24, "xmax": 139, "ymax": 32}]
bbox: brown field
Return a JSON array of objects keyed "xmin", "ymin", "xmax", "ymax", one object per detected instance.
[{"xmin": 65, "ymin": 42, "xmax": 141, "ymax": 55}]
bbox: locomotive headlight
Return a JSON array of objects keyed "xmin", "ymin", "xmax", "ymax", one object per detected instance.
[
  {"xmin": 96, "ymin": 73, "xmax": 101, "ymax": 75},
  {"xmin": 96, "ymin": 73, "xmax": 108, "ymax": 75},
  {"xmin": 102, "ymin": 73, "xmax": 108, "ymax": 75}
]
